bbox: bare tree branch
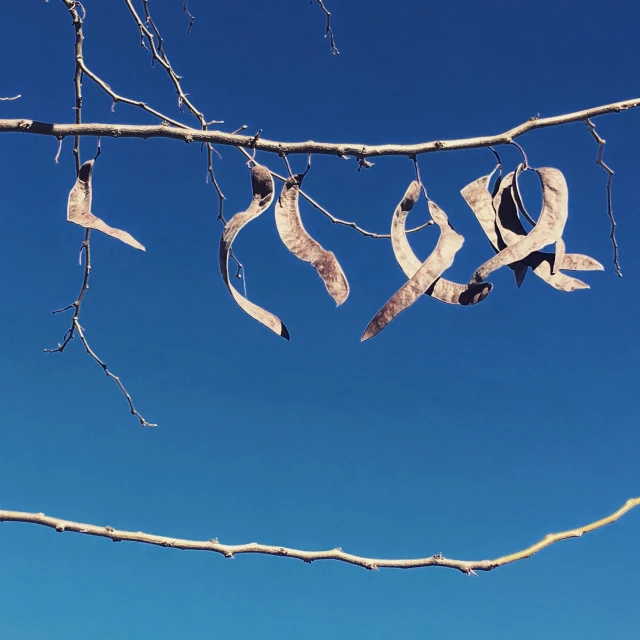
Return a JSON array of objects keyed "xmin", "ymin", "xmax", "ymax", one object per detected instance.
[
  {"xmin": 0, "ymin": 94, "xmax": 21, "ymax": 101},
  {"xmin": 2, "ymin": 96, "xmax": 639, "ymax": 158},
  {"xmin": 0, "ymin": 497, "xmax": 637, "ymax": 573}
]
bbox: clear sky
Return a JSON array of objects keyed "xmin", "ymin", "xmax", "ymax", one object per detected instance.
[{"xmin": 1, "ymin": 1, "xmax": 639, "ymax": 638}]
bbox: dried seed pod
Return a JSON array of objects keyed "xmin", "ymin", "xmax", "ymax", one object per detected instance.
[
  {"xmin": 219, "ymin": 165, "xmax": 290, "ymax": 340},
  {"xmin": 469, "ymin": 167, "xmax": 569, "ymax": 285},
  {"xmin": 274, "ymin": 173, "xmax": 349, "ymax": 306},
  {"xmin": 464, "ymin": 170, "xmax": 602, "ymax": 290},
  {"xmin": 67, "ymin": 160, "xmax": 145, "ymax": 251},
  {"xmin": 391, "ymin": 181, "xmax": 492, "ymax": 306},
  {"xmin": 461, "ymin": 168, "xmax": 528, "ymax": 287},
  {"xmin": 512, "ymin": 163, "xmax": 565, "ymax": 274},
  {"xmin": 362, "ymin": 199, "xmax": 464, "ymax": 342},
  {"xmin": 492, "ymin": 173, "xmax": 590, "ymax": 291}
]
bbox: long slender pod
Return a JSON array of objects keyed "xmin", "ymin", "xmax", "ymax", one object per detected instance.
[
  {"xmin": 362, "ymin": 200, "xmax": 464, "ymax": 342},
  {"xmin": 219, "ymin": 165, "xmax": 290, "ymax": 339},
  {"xmin": 275, "ymin": 174, "xmax": 349, "ymax": 306}
]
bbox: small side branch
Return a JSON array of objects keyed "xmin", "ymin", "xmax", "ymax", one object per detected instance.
[
  {"xmin": 0, "ymin": 95, "xmax": 21, "ymax": 101},
  {"xmin": 0, "ymin": 497, "xmax": 637, "ymax": 573},
  {"xmin": 585, "ymin": 119, "xmax": 621, "ymax": 277}
]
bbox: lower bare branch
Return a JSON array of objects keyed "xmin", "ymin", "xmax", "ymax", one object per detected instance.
[{"xmin": 0, "ymin": 497, "xmax": 636, "ymax": 573}]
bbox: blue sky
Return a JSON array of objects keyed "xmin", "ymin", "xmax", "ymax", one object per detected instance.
[{"xmin": 1, "ymin": 0, "xmax": 639, "ymax": 638}]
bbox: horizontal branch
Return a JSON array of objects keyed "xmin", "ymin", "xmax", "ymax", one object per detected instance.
[
  {"xmin": 1, "ymin": 97, "xmax": 639, "ymax": 157},
  {"xmin": 1, "ymin": 497, "xmax": 637, "ymax": 574}
]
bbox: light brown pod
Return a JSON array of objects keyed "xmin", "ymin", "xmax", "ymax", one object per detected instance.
[
  {"xmin": 391, "ymin": 181, "xmax": 492, "ymax": 306},
  {"xmin": 460, "ymin": 168, "xmax": 528, "ymax": 287},
  {"xmin": 362, "ymin": 199, "xmax": 465, "ymax": 342},
  {"xmin": 219, "ymin": 165, "xmax": 290, "ymax": 340},
  {"xmin": 493, "ymin": 173, "xmax": 593, "ymax": 291},
  {"xmin": 512, "ymin": 163, "xmax": 565, "ymax": 274},
  {"xmin": 67, "ymin": 160, "xmax": 145, "ymax": 251},
  {"xmin": 469, "ymin": 167, "xmax": 569, "ymax": 285},
  {"xmin": 274, "ymin": 173, "xmax": 349, "ymax": 306}
]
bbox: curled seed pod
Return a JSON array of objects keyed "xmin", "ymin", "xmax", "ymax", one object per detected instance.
[
  {"xmin": 493, "ymin": 174, "xmax": 590, "ymax": 291},
  {"xmin": 391, "ymin": 182, "xmax": 492, "ymax": 306},
  {"xmin": 461, "ymin": 168, "xmax": 528, "ymax": 287},
  {"xmin": 274, "ymin": 173, "xmax": 349, "ymax": 306},
  {"xmin": 512, "ymin": 163, "xmax": 566, "ymax": 274},
  {"xmin": 219, "ymin": 165, "xmax": 290, "ymax": 340},
  {"xmin": 67, "ymin": 160, "xmax": 145, "ymax": 251},
  {"xmin": 362, "ymin": 199, "xmax": 465, "ymax": 342},
  {"xmin": 469, "ymin": 167, "xmax": 569, "ymax": 285}
]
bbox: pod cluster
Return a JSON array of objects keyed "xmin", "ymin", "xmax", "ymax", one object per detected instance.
[{"xmin": 65, "ymin": 160, "xmax": 603, "ymax": 342}]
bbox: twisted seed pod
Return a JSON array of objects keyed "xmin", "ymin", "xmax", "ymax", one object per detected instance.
[
  {"xmin": 362, "ymin": 199, "xmax": 464, "ymax": 342},
  {"xmin": 274, "ymin": 173, "xmax": 349, "ymax": 306},
  {"xmin": 460, "ymin": 168, "xmax": 528, "ymax": 287},
  {"xmin": 391, "ymin": 181, "xmax": 492, "ymax": 306},
  {"xmin": 469, "ymin": 167, "xmax": 570, "ymax": 285},
  {"xmin": 462, "ymin": 171, "xmax": 602, "ymax": 290},
  {"xmin": 219, "ymin": 165, "xmax": 290, "ymax": 340},
  {"xmin": 512, "ymin": 164, "xmax": 565, "ymax": 274},
  {"xmin": 67, "ymin": 160, "xmax": 145, "ymax": 251},
  {"xmin": 493, "ymin": 173, "xmax": 597, "ymax": 291}
]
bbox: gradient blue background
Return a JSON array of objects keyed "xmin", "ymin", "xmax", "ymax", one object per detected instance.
[{"xmin": 1, "ymin": 1, "xmax": 638, "ymax": 638}]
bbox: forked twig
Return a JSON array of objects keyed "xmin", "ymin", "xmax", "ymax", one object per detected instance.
[
  {"xmin": 585, "ymin": 118, "xmax": 621, "ymax": 277},
  {"xmin": 0, "ymin": 497, "xmax": 637, "ymax": 573}
]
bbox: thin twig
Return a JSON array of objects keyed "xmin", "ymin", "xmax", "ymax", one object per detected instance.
[
  {"xmin": 46, "ymin": 0, "xmax": 91, "ymax": 355},
  {"xmin": 585, "ymin": 118, "xmax": 621, "ymax": 277},
  {"xmin": 0, "ymin": 94, "xmax": 21, "ymax": 101},
  {"xmin": 182, "ymin": 0, "xmax": 195, "ymax": 34},
  {"xmin": 239, "ymin": 148, "xmax": 433, "ymax": 239},
  {"xmin": 0, "ymin": 497, "xmax": 637, "ymax": 573},
  {"xmin": 313, "ymin": 0, "xmax": 339, "ymax": 55},
  {"xmin": 4, "ymin": 96, "xmax": 640, "ymax": 157},
  {"xmin": 123, "ymin": 0, "xmax": 226, "ymax": 224},
  {"xmin": 73, "ymin": 319, "xmax": 157, "ymax": 427}
]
